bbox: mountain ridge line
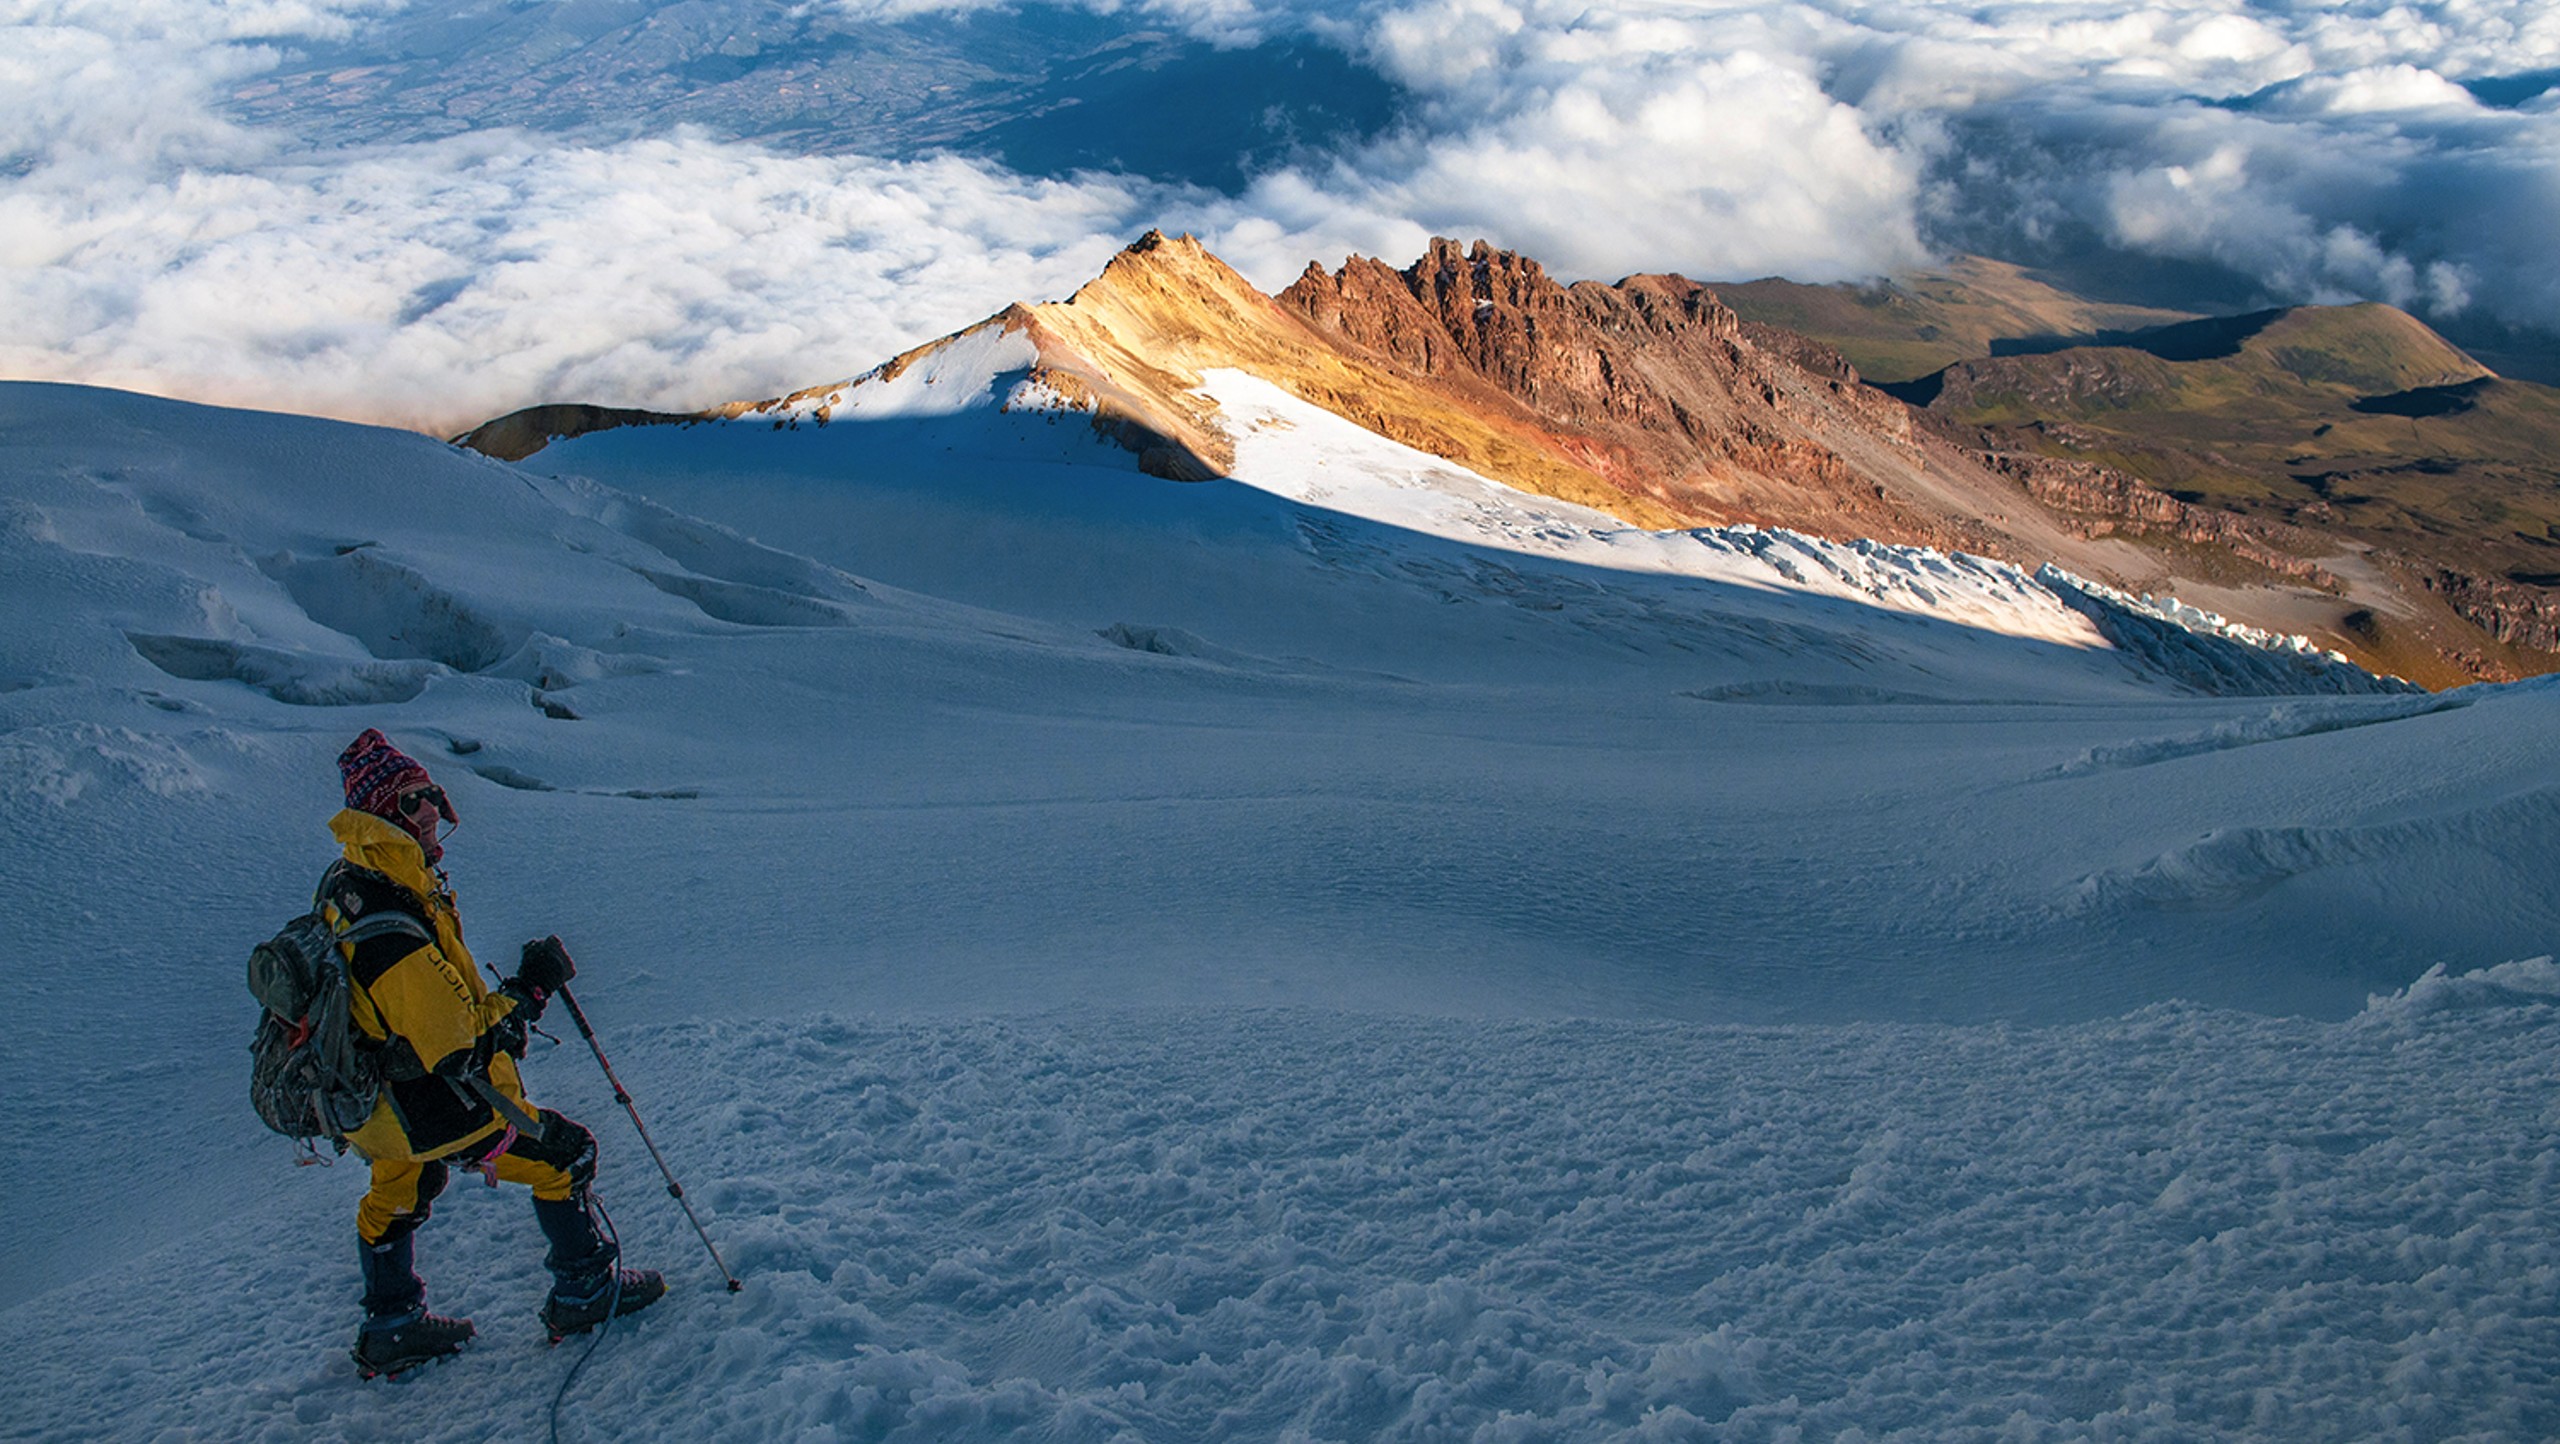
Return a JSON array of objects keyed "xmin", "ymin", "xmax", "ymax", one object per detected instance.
[{"xmin": 457, "ymin": 230, "xmax": 2560, "ymax": 686}]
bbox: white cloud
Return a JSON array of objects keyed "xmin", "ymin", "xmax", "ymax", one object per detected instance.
[
  {"xmin": 1325, "ymin": 0, "xmax": 1929, "ymax": 281},
  {"xmin": 0, "ymin": 0, "xmax": 400, "ymax": 41},
  {"xmin": 0, "ymin": 25, "xmax": 273, "ymax": 171},
  {"xmin": 1228, "ymin": 0, "xmax": 2560, "ymax": 325},
  {"xmin": 5, "ymin": 0, "xmax": 2560, "ymax": 432},
  {"xmin": 2257, "ymin": 64, "xmax": 2484, "ymax": 116},
  {"xmin": 1940, "ymin": 40, "xmax": 2560, "ymax": 330},
  {"xmin": 1852, "ymin": 0, "xmax": 2560, "ymax": 342},
  {"xmin": 812, "ymin": 0, "xmax": 1317, "ymax": 45},
  {"xmin": 0, "ymin": 130, "xmax": 1165, "ymax": 434}
]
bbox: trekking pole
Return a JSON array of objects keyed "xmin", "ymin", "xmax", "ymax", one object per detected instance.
[{"xmin": 555, "ymin": 983, "xmax": 743, "ymax": 1293}]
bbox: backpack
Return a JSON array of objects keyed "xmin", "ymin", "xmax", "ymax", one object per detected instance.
[{"xmin": 247, "ymin": 872, "xmax": 431, "ymax": 1150}]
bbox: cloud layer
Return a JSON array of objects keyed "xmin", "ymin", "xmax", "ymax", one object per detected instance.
[
  {"xmin": 4, "ymin": 0, "xmax": 2558, "ymax": 431},
  {"xmin": 1, "ymin": 130, "xmax": 1156, "ymax": 432}
]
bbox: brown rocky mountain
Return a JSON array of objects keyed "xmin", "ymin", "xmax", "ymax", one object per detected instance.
[
  {"xmin": 1275, "ymin": 239, "xmax": 1945, "ymax": 544},
  {"xmin": 463, "ymin": 232, "xmax": 2560, "ymax": 688}
]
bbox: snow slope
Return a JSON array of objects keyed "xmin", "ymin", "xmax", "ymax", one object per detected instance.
[{"xmin": 1, "ymin": 374, "xmax": 2554, "ymax": 1440}]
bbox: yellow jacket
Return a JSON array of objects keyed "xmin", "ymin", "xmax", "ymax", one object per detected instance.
[{"xmin": 324, "ymin": 809, "xmax": 533, "ymax": 1163}]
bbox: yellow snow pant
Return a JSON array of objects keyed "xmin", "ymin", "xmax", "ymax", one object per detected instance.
[{"xmin": 355, "ymin": 1110, "xmax": 596, "ymax": 1245}]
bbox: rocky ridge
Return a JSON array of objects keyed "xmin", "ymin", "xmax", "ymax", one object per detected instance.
[
  {"xmin": 468, "ymin": 231, "xmax": 2547, "ymax": 685},
  {"xmin": 1275, "ymin": 238, "xmax": 1960, "ymax": 546},
  {"xmin": 1969, "ymin": 450, "xmax": 2341, "ymax": 588}
]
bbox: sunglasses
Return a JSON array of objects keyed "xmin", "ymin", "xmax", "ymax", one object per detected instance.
[{"xmin": 397, "ymin": 785, "xmax": 449, "ymax": 818}]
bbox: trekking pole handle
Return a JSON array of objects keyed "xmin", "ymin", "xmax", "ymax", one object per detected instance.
[{"xmin": 555, "ymin": 983, "xmax": 745, "ymax": 1294}]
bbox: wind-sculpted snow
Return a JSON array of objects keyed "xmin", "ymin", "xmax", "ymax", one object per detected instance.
[
  {"xmin": 0, "ymin": 385, "xmax": 919, "ymax": 727},
  {"xmin": 2038, "ymin": 567, "xmax": 2419, "ymax": 697},
  {"xmin": 0, "ymin": 721, "xmax": 226, "ymax": 806},
  {"xmin": 1096, "ymin": 623, "xmax": 1237, "ymax": 662},
  {"xmin": 628, "ymin": 566, "xmax": 866, "ymax": 629},
  {"xmin": 2360, "ymin": 955, "xmax": 2560, "ymax": 1023},
  {"xmin": 4, "ymin": 998, "xmax": 2553, "ymax": 1441},
  {"xmin": 8, "ymin": 380, "xmax": 2560, "ymax": 1438},
  {"xmin": 2049, "ymin": 693, "xmax": 2472, "ymax": 776},
  {"xmin": 261, "ymin": 546, "xmax": 524, "ymax": 673},
  {"xmin": 485, "ymin": 634, "xmax": 667, "ymax": 695},
  {"xmin": 533, "ymin": 474, "xmax": 872, "ymax": 603},
  {"xmin": 1683, "ymin": 681, "xmax": 1985, "ymax": 707},
  {"xmin": 125, "ymin": 631, "xmax": 443, "ymax": 707},
  {"xmin": 2070, "ymin": 786, "xmax": 2560, "ymax": 915}
]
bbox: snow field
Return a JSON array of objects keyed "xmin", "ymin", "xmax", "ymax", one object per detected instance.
[
  {"xmin": 5, "ymin": 987, "xmax": 2554, "ymax": 1442},
  {"xmin": 8, "ymin": 376, "xmax": 2560, "ymax": 1442}
]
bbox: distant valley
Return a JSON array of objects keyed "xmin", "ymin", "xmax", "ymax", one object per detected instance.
[{"xmin": 1720, "ymin": 264, "xmax": 2560, "ymax": 685}]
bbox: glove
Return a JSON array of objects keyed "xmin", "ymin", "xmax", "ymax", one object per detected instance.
[
  {"xmin": 497, "ymin": 972, "xmax": 549, "ymax": 1024},
  {"xmin": 517, "ymin": 935, "xmax": 576, "ymax": 997},
  {"xmin": 486, "ymin": 995, "xmax": 532, "ymax": 1059}
]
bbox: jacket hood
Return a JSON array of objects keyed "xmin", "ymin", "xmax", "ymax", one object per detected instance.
[{"xmin": 330, "ymin": 807, "xmax": 440, "ymax": 896}]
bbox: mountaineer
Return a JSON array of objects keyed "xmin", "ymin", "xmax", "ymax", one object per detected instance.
[{"xmin": 319, "ymin": 728, "xmax": 664, "ymax": 1377}]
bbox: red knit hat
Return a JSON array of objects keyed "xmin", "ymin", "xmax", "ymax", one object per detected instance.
[{"xmin": 338, "ymin": 728, "xmax": 450, "ymax": 824}]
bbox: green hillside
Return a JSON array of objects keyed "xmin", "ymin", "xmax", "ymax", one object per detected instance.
[
  {"xmin": 1716, "ymin": 258, "xmax": 2560, "ymax": 680},
  {"xmin": 1711, "ymin": 256, "xmax": 2197, "ymax": 383},
  {"xmin": 1921, "ymin": 304, "xmax": 2560, "ymax": 565}
]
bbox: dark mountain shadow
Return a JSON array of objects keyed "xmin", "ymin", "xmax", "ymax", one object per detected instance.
[
  {"xmin": 1872, "ymin": 308, "xmax": 2297, "ymax": 406},
  {"xmin": 1989, "ymin": 309, "xmax": 2288, "ymax": 364},
  {"xmin": 1873, "ymin": 373, "xmax": 1944, "ymax": 406},
  {"xmin": 2350, "ymin": 376, "xmax": 2496, "ymax": 418}
]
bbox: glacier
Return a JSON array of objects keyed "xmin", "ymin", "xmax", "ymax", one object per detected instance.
[{"xmin": 0, "ymin": 373, "xmax": 2554, "ymax": 1441}]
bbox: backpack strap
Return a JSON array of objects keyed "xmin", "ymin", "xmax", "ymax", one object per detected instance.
[
  {"xmin": 339, "ymin": 912, "xmax": 432, "ymax": 947},
  {"xmin": 314, "ymin": 860, "xmax": 439, "ymax": 1080},
  {"xmin": 315, "ymin": 860, "xmax": 440, "ymax": 976},
  {"xmin": 316, "ymin": 859, "xmax": 432, "ymax": 927}
]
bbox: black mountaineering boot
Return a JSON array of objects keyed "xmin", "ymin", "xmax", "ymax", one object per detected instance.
[
  {"xmin": 533, "ymin": 1192, "xmax": 666, "ymax": 1340},
  {"xmin": 353, "ymin": 1310, "xmax": 476, "ymax": 1378},
  {"xmin": 352, "ymin": 1232, "xmax": 475, "ymax": 1377},
  {"xmin": 541, "ymin": 1265, "xmax": 667, "ymax": 1341}
]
